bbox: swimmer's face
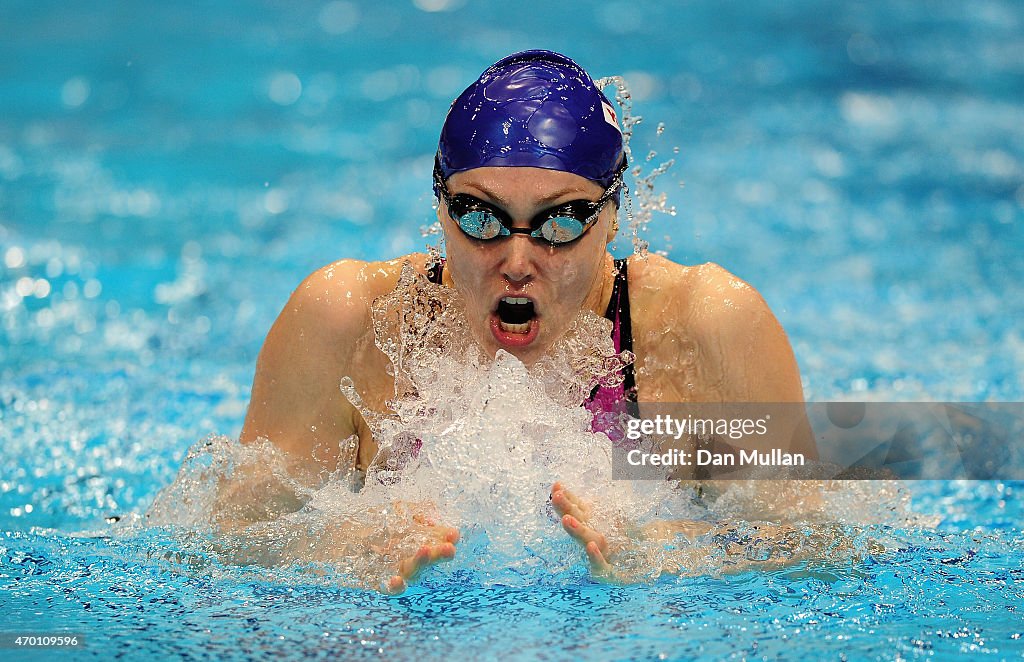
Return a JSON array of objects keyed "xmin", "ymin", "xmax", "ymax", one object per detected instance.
[{"xmin": 439, "ymin": 166, "xmax": 616, "ymax": 364}]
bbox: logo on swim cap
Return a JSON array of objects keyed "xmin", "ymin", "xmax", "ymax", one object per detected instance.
[
  {"xmin": 601, "ymin": 101, "xmax": 621, "ymax": 133},
  {"xmin": 436, "ymin": 50, "xmax": 624, "ymax": 188}
]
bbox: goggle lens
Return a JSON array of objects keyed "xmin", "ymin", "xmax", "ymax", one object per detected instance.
[
  {"xmin": 458, "ymin": 209, "xmax": 507, "ymax": 240},
  {"xmin": 537, "ymin": 215, "xmax": 586, "ymax": 244}
]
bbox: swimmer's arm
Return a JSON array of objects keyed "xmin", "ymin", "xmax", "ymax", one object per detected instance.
[
  {"xmin": 685, "ymin": 267, "xmax": 816, "ymax": 457},
  {"xmin": 216, "ymin": 261, "xmax": 373, "ymax": 529},
  {"xmin": 240, "ymin": 260, "xmax": 370, "ymax": 473},
  {"xmin": 685, "ymin": 273, "xmax": 822, "ymax": 514},
  {"xmin": 552, "ymin": 483, "xmax": 832, "ymax": 580},
  {"xmin": 211, "ymin": 500, "xmax": 460, "ymax": 594},
  {"xmin": 638, "ymin": 260, "xmax": 810, "ymax": 436},
  {"xmin": 239, "ymin": 255, "xmax": 430, "ymax": 474},
  {"xmin": 688, "ymin": 266, "xmax": 806, "ymax": 404}
]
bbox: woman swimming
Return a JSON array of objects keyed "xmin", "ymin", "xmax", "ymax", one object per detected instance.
[{"xmin": 230, "ymin": 50, "xmax": 814, "ymax": 592}]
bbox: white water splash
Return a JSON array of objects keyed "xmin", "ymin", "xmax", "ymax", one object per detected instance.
[
  {"xmin": 147, "ymin": 269, "xmax": 935, "ymax": 589},
  {"xmin": 596, "ymin": 75, "xmax": 679, "ymax": 259}
]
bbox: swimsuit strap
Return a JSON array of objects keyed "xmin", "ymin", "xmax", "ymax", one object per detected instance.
[
  {"xmin": 604, "ymin": 258, "xmax": 637, "ymax": 402},
  {"xmin": 426, "ymin": 258, "xmax": 445, "ymax": 285}
]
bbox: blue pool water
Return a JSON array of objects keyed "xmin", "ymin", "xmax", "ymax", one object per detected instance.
[{"xmin": 2, "ymin": 0, "xmax": 1023, "ymax": 659}]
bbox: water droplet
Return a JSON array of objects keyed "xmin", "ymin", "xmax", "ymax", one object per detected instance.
[
  {"xmin": 264, "ymin": 189, "xmax": 289, "ymax": 214},
  {"xmin": 32, "ymin": 279, "xmax": 51, "ymax": 298},
  {"xmin": 4, "ymin": 246, "xmax": 25, "ymax": 269},
  {"xmin": 83, "ymin": 279, "xmax": 102, "ymax": 299},
  {"xmin": 61, "ymin": 77, "xmax": 91, "ymax": 108},
  {"xmin": 268, "ymin": 72, "xmax": 303, "ymax": 106},
  {"xmin": 318, "ymin": 1, "xmax": 360, "ymax": 34}
]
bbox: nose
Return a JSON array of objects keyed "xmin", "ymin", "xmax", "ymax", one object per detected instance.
[{"xmin": 500, "ymin": 234, "xmax": 539, "ymax": 284}]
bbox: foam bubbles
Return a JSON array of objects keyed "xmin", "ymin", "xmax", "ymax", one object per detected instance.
[{"xmin": 332, "ymin": 264, "xmax": 673, "ymax": 581}]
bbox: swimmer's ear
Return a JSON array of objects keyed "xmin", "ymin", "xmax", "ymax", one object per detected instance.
[
  {"xmin": 437, "ymin": 195, "xmax": 453, "ymax": 228},
  {"xmin": 605, "ymin": 213, "xmax": 620, "ymax": 244}
]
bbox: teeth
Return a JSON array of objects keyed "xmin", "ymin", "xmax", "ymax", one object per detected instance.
[
  {"xmin": 501, "ymin": 296, "xmax": 530, "ymax": 305},
  {"xmin": 499, "ymin": 320, "xmax": 531, "ymax": 334}
]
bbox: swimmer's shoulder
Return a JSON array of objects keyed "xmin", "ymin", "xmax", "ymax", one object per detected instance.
[
  {"xmin": 285, "ymin": 253, "xmax": 435, "ymax": 337},
  {"xmin": 626, "ymin": 253, "xmax": 773, "ymax": 333},
  {"xmin": 626, "ymin": 254, "xmax": 800, "ymax": 401},
  {"xmin": 298, "ymin": 252, "xmax": 434, "ymax": 302},
  {"xmin": 246, "ymin": 253, "xmax": 435, "ymax": 454}
]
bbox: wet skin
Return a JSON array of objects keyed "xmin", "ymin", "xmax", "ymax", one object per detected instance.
[
  {"xmin": 234, "ymin": 166, "xmax": 812, "ymax": 592},
  {"xmin": 382, "ymin": 509, "xmax": 460, "ymax": 595},
  {"xmin": 440, "ymin": 166, "xmax": 617, "ymax": 365},
  {"xmin": 551, "ymin": 481, "xmax": 616, "ymax": 579}
]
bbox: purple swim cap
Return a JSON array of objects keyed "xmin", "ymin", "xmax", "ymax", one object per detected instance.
[{"xmin": 436, "ymin": 50, "xmax": 624, "ymax": 188}]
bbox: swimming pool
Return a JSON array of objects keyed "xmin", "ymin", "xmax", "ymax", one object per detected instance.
[{"xmin": 2, "ymin": 0, "xmax": 1023, "ymax": 659}]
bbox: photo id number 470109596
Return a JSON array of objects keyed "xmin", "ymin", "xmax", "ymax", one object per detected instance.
[{"xmin": 0, "ymin": 634, "xmax": 85, "ymax": 648}]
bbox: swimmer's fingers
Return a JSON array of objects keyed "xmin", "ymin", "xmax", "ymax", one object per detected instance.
[
  {"xmin": 383, "ymin": 539, "xmax": 457, "ymax": 595},
  {"xmin": 562, "ymin": 487, "xmax": 592, "ymax": 519},
  {"xmin": 551, "ymin": 490, "xmax": 585, "ymax": 521},
  {"xmin": 585, "ymin": 541, "xmax": 616, "ymax": 579},
  {"xmin": 561, "ymin": 514, "xmax": 609, "ymax": 558},
  {"xmin": 550, "ymin": 484, "xmax": 590, "ymax": 522},
  {"xmin": 400, "ymin": 541, "xmax": 456, "ymax": 579},
  {"xmin": 432, "ymin": 526, "xmax": 460, "ymax": 545},
  {"xmin": 384, "ymin": 574, "xmax": 408, "ymax": 595},
  {"xmin": 561, "ymin": 515, "xmax": 621, "ymax": 582},
  {"xmin": 390, "ymin": 526, "xmax": 458, "ymax": 594}
]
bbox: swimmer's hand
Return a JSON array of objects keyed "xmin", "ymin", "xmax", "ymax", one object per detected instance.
[
  {"xmin": 382, "ymin": 511, "xmax": 460, "ymax": 595},
  {"xmin": 551, "ymin": 483, "xmax": 715, "ymax": 581},
  {"xmin": 550, "ymin": 482, "xmax": 619, "ymax": 581}
]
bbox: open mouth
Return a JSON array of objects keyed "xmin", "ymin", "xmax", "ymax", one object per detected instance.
[
  {"xmin": 496, "ymin": 296, "xmax": 536, "ymax": 333},
  {"xmin": 490, "ymin": 296, "xmax": 541, "ymax": 349}
]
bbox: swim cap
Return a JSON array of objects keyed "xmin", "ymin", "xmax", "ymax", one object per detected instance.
[{"xmin": 436, "ymin": 50, "xmax": 624, "ymax": 188}]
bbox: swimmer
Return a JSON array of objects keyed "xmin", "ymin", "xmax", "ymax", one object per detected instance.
[{"xmin": 225, "ymin": 50, "xmax": 816, "ymax": 591}]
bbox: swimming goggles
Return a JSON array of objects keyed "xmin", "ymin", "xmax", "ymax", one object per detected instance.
[{"xmin": 433, "ymin": 156, "xmax": 627, "ymax": 246}]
